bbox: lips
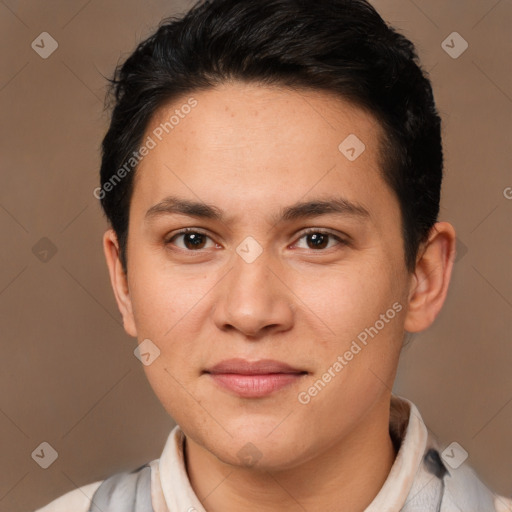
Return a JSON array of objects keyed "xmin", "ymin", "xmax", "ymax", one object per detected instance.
[
  {"xmin": 204, "ymin": 358, "xmax": 307, "ymax": 398},
  {"xmin": 206, "ymin": 358, "xmax": 306, "ymax": 375}
]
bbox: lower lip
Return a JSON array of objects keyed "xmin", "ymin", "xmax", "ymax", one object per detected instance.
[{"xmin": 207, "ymin": 373, "xmax": 305, "ymax": 398}]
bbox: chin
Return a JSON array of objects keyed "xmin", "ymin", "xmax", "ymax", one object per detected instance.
[{"xmin": 199, "ymin": 422, "xmax": 311, "ymax": 471}]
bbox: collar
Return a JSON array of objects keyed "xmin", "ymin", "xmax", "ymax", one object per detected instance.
[{"xmin": 156, "ymin": 394, "xmax": 429, "ymax": 512}]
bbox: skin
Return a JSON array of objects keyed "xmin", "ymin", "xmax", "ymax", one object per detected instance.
[{"xmin": 103, "ymin": 82, "xmax": 456, "ymax": 511}]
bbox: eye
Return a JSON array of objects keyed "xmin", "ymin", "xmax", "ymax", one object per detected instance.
[
  {"xmin": 165, "ymin": 227, "xmax": 348, "ymax": 252},
  {"xmin": 293, "ymin": 229, "xmax": 347, "ymax": 250},
  {"xmin": 166, "ymin": 228, "xmax": 218, "ymax": 251}
]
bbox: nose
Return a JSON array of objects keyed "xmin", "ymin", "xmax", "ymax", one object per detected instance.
[{"xmin": 211, "ymin": 246, "xmax": 295, "ymax": 339}]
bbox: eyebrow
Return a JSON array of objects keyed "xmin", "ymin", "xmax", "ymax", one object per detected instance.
[{"xmin": 144, "ymin": 195, "xmax": 371, "ymax": 224}]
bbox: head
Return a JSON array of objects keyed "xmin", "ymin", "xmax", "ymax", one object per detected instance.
[{"xmin": 100, "ymin": 0, "xmax": 455, "ymax": 470}]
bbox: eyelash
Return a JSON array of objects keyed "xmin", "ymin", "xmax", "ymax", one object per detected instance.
[{"xmin": 165, "ymin": 227, "xmax": 348, "ymax": 252}]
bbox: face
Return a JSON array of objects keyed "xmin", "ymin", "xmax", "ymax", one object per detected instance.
[{"xmin": 106, "ymin": 82, "xmax": 419, "ymax": 470}]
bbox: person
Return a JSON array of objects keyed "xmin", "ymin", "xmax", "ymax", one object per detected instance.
[{"xmin": 35, "ymin": 0, "xmax": 512, "ymax": 510}]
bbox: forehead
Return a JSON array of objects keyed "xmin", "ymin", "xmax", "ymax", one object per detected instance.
[
  {"xmin": 147, "ymin": 82, "xmax": 383, "ymax": 160},
  {"xmin": 131, "ymin": 82, "xmax": 396, "ymax": 224}
]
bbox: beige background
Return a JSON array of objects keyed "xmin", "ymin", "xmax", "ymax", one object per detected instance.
[{"xmin": 0, "ymin": 0, "xmax": 511, "ymax": 510}]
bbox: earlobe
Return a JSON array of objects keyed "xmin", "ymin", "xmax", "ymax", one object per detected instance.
[
  {"xmin": 102, "ymin": 229, "xmax": 138, "ymax": 338},
  {"xmin": 404, "ymin": 222, "xmax": 457, "ymax": 333}
]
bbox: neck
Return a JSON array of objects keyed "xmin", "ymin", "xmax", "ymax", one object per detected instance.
[{"xmin": 184, "ymin": 397, "xmax": 397, "ymax": 512}]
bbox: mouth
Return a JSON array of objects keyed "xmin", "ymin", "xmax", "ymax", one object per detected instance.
[{"xmin": 204, "ymin": 358, "xmax": 308, "ymax": 398}]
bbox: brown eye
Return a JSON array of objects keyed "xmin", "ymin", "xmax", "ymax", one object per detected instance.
[
  {"xmin": 305, "ymin": 232, "xmax": 329, "ymax": 249},
  {"xmin": 167, "ymin": 229, "xmax": 216, "ymax": 251},
  {"xmin": 294, "ymin": 229, "xmax": 346, "ymax": 251}
]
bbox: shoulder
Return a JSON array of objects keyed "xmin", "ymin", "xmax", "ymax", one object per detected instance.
[
  {"xmin": 34, "ymin": 480, "xmax": 103, "ymax": 512},
  {"xmin": 33, "ymin": 461, "xmax": 157, "ymax": 512},
  {"xmin": 439, "ymin": 458, "xmax": 511, "ymax": 511}
]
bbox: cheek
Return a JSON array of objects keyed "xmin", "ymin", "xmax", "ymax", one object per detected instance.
[
  {"xmin": 141, "ymin": 360, "xmax": 201, "ymax": 431},
  {"xmin": 299, "ymin": 262, "xmax": 399, "ymax": 337},
  {"xmin": 296, "ymin": 261, "xmax": 406, "ymax": 395},
  {"xmin": 128, "ymin": 260, "xmax": 206, "ymax": 338}
]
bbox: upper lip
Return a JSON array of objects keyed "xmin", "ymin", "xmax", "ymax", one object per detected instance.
[{"xmin": 205, "ymin": 358, "xmax": 307, "ymax": 375}]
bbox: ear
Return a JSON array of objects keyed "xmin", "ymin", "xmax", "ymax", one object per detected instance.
[
  {"xmin": 404, "ymin": 221, "xmax": 457, "ymax": 333},
  {"xmin": 102, "ymin": 229, "xmax": 138, "ymax": 338}
]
